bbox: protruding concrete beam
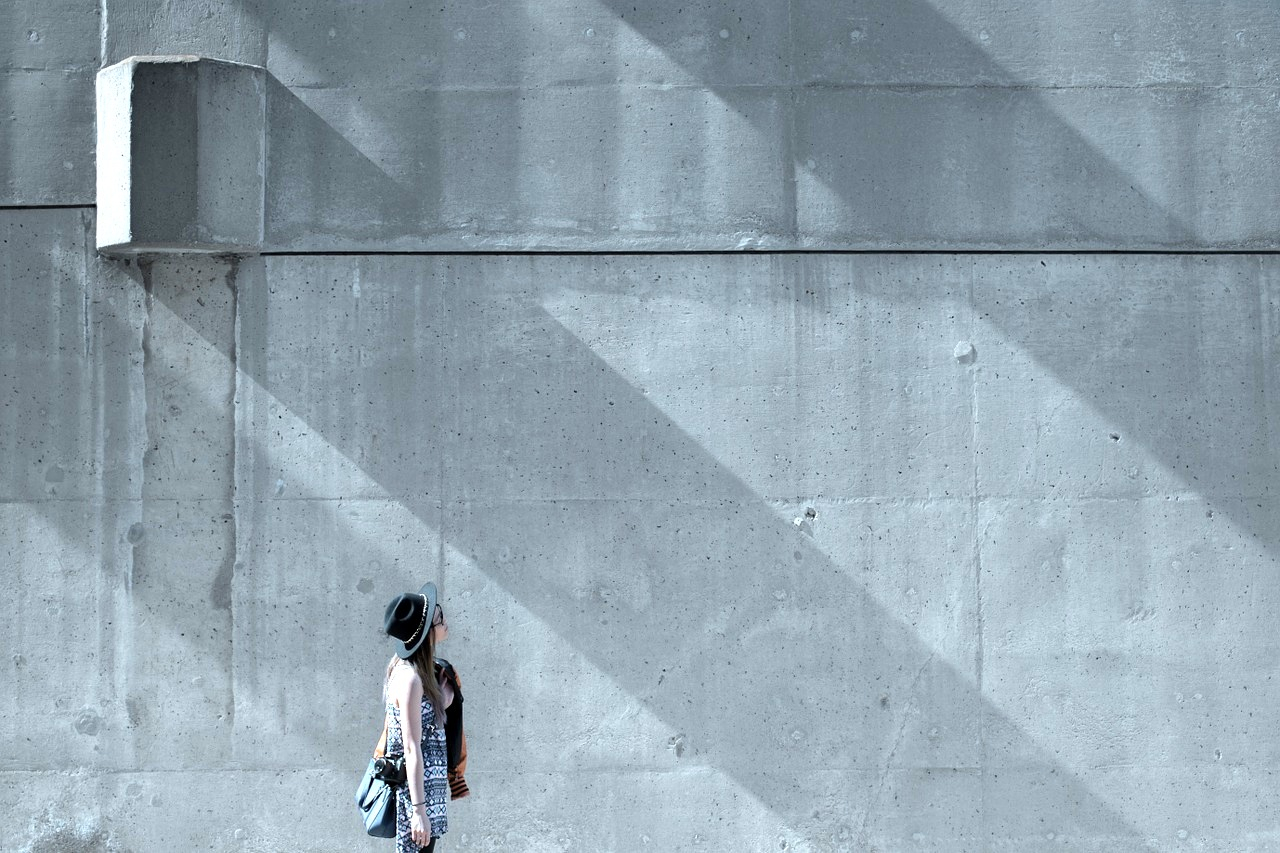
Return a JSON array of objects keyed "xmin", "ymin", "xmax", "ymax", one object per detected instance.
[{"xmin": 96, "ymin": 56, "xmax": 265, "ymax": 256}]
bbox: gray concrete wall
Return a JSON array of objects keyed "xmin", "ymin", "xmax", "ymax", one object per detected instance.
[
  {"xmin": 3, "ymin": 1, "xmax": 1280, "ymax": 852},
  {"xmin": 8, "ymin": 0, "xmax": 1280, "ymax": 248}
]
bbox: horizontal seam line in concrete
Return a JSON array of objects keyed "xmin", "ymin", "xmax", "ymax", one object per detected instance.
[
  {"xmin": 0, "ymin": 765, "xmax": 999, "ymax": 774},
  {"xmin": 2, "ymin": 208, "xmax": 1277, "ymax": 255},
  {"xmin": 4, "ymin": 494, "xmax": 1261, "ymax": 505},
  {"xmin": 0, "ymin": 496, "xmax": 974, "ymax": 507},
  {"xmin": 974, "ymin": 493, "xmax": 1271, "ymax": 502},
  {"xmin": 260, "ymin": 249, "xmax": 1280, "ymax": 256},
  {"xmin": 277, "ymin": 81, "xmax": 1277, "ymax": 93},
  {"xmin": 7, "ymin": 764, "xmax": 1257, "ymax": 775},
  {"xmin": 0, "ymin": 204, "xmax": 95, "ymax": 211},
  {"xmin": 1, "ymin": 65, "xmax": 98, "ymax": 73}
]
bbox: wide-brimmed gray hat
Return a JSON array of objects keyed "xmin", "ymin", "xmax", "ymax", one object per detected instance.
[{"xmin": 383, "ymin": 581, "xmax": 438, "ymax": 659}]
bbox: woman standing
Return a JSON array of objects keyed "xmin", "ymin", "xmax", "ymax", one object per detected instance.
[{"xmin": 383, "ymin": 582, "xmax": 469, "ymax": 852}]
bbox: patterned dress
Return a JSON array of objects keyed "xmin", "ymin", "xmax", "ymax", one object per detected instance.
[{"xmin": 386, "ymin": 672, "xmax": 449, "ymax": 853}]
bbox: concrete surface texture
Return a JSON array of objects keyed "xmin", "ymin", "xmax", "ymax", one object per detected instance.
[
  {"xmin": 7, "ymin": 0, "xmax": 1280, "ymax": 249},
  {"xmin": 2, "ymin": 2, "xmax": 1279, "ymax": 853}
]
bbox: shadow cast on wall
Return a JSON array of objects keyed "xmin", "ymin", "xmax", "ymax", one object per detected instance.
[
  {"xmin": 146, "ymin": 253, "xmax": 1144, "ymax": 848},
  {"xmin": 22, "ymin": 236, "xmax": 1274, "ymax": 846},
  {"xmin": 596, "ymin": 0, "xmax": 1275, "ymax": 549},
  {"xmin": 76, "ymin": 0, "xmax": 1274, "ymax": 846},
  {"xmin": 265, "ymin": 74, "xmax": 441, "ymax": 246},
  {"xmin": 598, "ymin": 0, "xmax": 1197, "ymax": 247},
  {"xmin": 67, "ymin": 237, "xmax": 1274, "ymax": 847},
  {"xmin": 254, "ymin": 0, "xmax": 1277, "ymax": 547},
  {"xmin": 257, "ymin": 0, "xmax": 1199, "ymax": 248}
]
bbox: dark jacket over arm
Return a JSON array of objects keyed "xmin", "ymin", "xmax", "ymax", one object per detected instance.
[{"xmin": 437, "ymin": 659, "xmax": 470, "ymax": 800}]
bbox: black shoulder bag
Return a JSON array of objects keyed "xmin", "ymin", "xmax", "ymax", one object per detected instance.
[{"xmin": 355, "ymin": 714, "xmax": 408, "ymax": 837}]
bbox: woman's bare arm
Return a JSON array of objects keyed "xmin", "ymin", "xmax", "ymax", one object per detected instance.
[{"xmin": 390, "ymin": 668, "xmax": 432, "ymax": 845}]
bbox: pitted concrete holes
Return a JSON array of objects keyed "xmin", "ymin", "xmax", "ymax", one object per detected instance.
[
  {"xmin": 793, "ymin": 506, "xmax": 818, "ymax": 536},
  {"xmin": 73, "ymin": 707, "xmax": 102, "ymax": 736}
]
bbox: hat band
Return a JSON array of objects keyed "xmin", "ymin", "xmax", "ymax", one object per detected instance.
[{"xmin": 403, "ymin": 594, "xmax": 429, "ymax": 648}]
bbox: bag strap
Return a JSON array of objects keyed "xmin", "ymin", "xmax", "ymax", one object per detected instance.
[
  {"xmin": 375, "ymin": 664, "xmax": 396, "ymax": 759},
  {"xmin": 373, "ymin": 712, "xmax": 390, "ymax": 759}
]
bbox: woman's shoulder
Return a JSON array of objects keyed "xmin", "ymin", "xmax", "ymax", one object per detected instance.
[{"xmin": 388, "ymin": 660, "xmax": 423, "ymax": 689}]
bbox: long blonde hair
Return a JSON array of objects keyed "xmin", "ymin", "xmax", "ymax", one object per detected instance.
[{"xmin": 385, "ymin": 610, "xmax": 444, "ymax": 723}]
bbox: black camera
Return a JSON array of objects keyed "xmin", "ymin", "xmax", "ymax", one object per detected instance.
[{"xmin": 372, "ymin": 756, "xmax": 407, "ymax": 784}]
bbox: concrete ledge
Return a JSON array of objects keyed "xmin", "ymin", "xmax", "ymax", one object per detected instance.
[{"xmin": 95, "ymin": 55, "xmax": 265, "ymax": 256}]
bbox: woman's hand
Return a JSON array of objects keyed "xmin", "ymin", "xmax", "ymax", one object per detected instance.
[{"xmin": 410, "ymin": 804, "xmax": 432, "ymax": 847}]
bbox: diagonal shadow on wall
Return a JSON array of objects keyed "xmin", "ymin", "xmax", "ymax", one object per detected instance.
[
  {"xmin": 24, "ymin": 239, "xmax": 1272, "ymax": 845},
  {"xmin": 598, "ymin": 0, "xmax": 1277, "ymax": 548},
  {"xmin": 113, "ymin": 2, "xmax": 1275, "ymax": 846},
  {"xmin": 259, "ymin": 0, "xmax": 1205, "ymax": 248},
  {"xmin": 265, "ymin": 74, "xmax": 440, "ymax": 247},
  {"xmin": 32, "ymin": 245, "xmax": 450, "ymax": 787},
  {"xmin": 601, "ymin": 0, "xmax": 1196, "ymax": 248},
  {"xmin": 152, "ymin": 253, "xmax": 1150, "ymax": 848},
  {"xmin": 101, "ymin": 244, "xmax": 1278, "ymax": 848},
  {"xmin": 257, "ymin": 0, "xmax": 1276, "ymax": 547}
]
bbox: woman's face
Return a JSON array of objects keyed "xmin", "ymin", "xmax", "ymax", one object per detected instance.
[{"xmin": 431, "ymin": 605, "xmax": 448, "ymax": 643}]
